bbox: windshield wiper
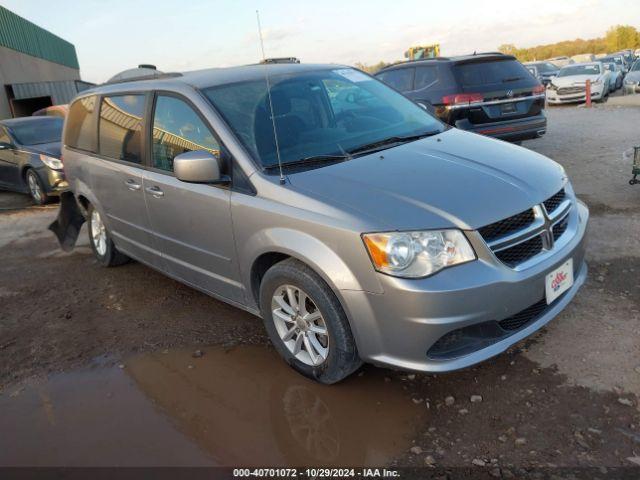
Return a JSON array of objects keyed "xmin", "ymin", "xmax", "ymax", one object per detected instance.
[
  {"xmin": 348, "ymin": 130, "xmax": 441, "ymax": 156},
  {"xmin": 263, "ymin": 153, "xmax": 349, "ymax": 170}
]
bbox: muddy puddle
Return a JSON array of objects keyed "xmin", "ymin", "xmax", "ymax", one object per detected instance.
[{"xmin": 0, "ymin": 346, "xmax": 421, "ymax": 466}]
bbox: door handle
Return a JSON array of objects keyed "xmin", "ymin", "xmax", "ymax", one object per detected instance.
[
  {"xmin": 145, "ymin": 185, "xmax": 164, "ymax": 198},
  {"xmin": 124, "ymin": 179, "xmax": 141, "ymax": 191}
]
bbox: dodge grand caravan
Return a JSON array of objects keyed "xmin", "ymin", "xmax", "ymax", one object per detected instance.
[{"xmin": 52, "ymin": 63, "xmax": 588, "ymax": 383}]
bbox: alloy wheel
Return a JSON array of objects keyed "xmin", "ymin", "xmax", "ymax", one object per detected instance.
[
  {"xmin": 91, "ymin": 209, "xmax": 107, "ymax": 257},
  {"xmin": 271, "ymin": 285, "xmax": 329, "ymax": 366},
  {"xmin": 27, "ymin": 172, "xmax": 42, "ymax": 203}
]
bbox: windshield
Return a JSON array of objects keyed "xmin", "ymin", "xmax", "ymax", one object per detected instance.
[
  {"xmin": 454, "ymin": 59, "xmax": 533, "ymax": 87},
  {"xmin": 558, "ymin": 64, "xmax": 600, "ymax": 77},
  {"xmin": 529, "ymin": 62, "xmax": 557, "ymax": 73},
  {"xmin": 9, "ymin": 118, "xmax": 63, "ymax": 145},
  {"xmin": 631, "ymin": 61, "xmax": 640, "ymax": 72},
  {"xmin": 601, "ymin": 57, "xmax": 623, "ymax": 65},
  {"xmin": 203, "ymin": 68, "xmax": 444, "ymax": 169}
]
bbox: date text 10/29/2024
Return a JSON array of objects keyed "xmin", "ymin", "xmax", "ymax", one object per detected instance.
[{"xmin": 233, "ymin": 468, "xmax": 400, "ymax": 478}]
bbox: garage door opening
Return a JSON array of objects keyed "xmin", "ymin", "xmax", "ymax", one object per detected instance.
[{"xmin": 9, "ymin": 95, "xmax": 53, "ymax": 117}]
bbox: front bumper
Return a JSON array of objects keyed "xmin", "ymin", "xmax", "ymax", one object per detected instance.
[
  {"xmin": 624, "ymin": 83, "xmax": 640, "ymax": 95},
  {"xmin": 36, "ymin": 166, "xmax": 68, "ymax": 195},
  {"xmin": 341, "ymin": 200, "xmax": 589, "ymax": 373},
  {"xmin": 547, "ymin": 85, "xmax": 605, "ymax": 104}
]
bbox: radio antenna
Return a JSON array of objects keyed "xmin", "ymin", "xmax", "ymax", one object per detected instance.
[{"xmin": 256, "ymin": 10, "xmax": 285, "ymax": 184}]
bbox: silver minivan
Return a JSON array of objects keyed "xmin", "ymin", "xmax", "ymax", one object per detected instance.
[{"xmin": 55, "ymin": 63, "xmax": 588, "ymax": 383}]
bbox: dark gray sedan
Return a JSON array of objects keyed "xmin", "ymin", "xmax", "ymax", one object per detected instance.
[{"xmin": 0, "ymin": 116, "xmax": 66, "ymax": 204}]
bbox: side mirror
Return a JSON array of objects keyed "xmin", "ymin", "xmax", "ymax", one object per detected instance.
[{"xmin": 174, "ymin": 150, "xmax": 228, "ymax": 184}]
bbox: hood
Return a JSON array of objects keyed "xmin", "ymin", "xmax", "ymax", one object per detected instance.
[
  {"xmin": 551, "ymin": 74, "xmax": 601, "ymax": 87},
  {"xmin": 287, "ymin": 129, "xmax": 565, "ymax": 231},
  {"xmin": 27, "ymin": 141, "xmax": 61, "ymax": 158}
]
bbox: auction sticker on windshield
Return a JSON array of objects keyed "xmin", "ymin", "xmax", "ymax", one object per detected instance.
[
  {"xmin": 334, "ymin": 68, "xmax": 370, "ymax": 82},
  {"xmin": 545, "ymin": 259, "xmax": 573, "ymax": 304}
]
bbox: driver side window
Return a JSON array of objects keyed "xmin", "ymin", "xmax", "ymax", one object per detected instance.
[{"xmin": 152, "ymin": 95, "xmax": 220, "ymax": 172}]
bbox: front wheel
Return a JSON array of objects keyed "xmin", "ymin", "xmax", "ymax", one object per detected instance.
[
  {"xmin": 87, "ymin": 205, "xmax": 129, "ymax": 267},
  {"xmin": 26, "ymin": 169, "xmax": 49, "ymax": 205},
  {"xmin": 260, "ymin": 258, "xmax": 362, "ymax": 384}
]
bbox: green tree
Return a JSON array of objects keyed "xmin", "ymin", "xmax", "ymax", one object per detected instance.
[
  {"xmin": 498, "ymin": 44, "xmax": 517, "ymax": 55},
  {"xmin": 605, "ymin": 25, "xmax": 640, "ymax": 51}
]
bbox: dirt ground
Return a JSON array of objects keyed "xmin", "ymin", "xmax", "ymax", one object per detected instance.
[{"xmin": 1, "ymin": 100, "xmax": 639, "ymax": 473}]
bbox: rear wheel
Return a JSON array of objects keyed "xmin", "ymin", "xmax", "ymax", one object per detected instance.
[
  {"xmin": 260, "ymin": 258, "xmax": 362, "ymax": 384},
  {"xmin": 26, "ymin": 169, "xmax": 49, "ymax": 205},
  {"xmin": 87, "ymin": 204, "xmax": 129, "ymax": 267}
]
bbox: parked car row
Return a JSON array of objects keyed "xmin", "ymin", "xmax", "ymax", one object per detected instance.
[{"xmin": 545, "ymin": 50, "xmax": 640, "ymax": 104}]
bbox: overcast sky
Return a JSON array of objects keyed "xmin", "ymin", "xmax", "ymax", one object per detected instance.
[{"xmin": 2, "ymin": 0, "xmax": 639, "ymax": 83}]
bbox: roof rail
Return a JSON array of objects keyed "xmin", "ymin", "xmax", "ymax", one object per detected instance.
[
  {"xmin": 104, "ymin": 65, "xmax": 183, "ymax": 85},
  {"xmin": 471, "ymin": 51, "xmax": 508, "ymax": 56},
  {"xmin": 260, "ymin": 57, "xmax": 300, "ymax": 64}
]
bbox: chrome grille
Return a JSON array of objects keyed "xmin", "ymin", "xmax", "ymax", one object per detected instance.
[
  {"xmin": 479, "ymin": 188, "xmax": 572, "ymax": 268},
  {"xmin": 478, "ymin": 209, "xmax": 535, "ymax": 243},
  {"xmin": 494, "ymin": 235, "xmax": 543, "ymax": 267},
  {"xmin": 552, "ymin": 214, "xmax": 569, "ymax": 241},
  {"xmin": 543, "ymin": 188, "xmax": 566, "ymax": 214},
  {"xmin": 558, "ymin": 86, "xmax": 585, "ymax": 95}
]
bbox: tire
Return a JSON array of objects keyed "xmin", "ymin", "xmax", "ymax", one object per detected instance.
[
  {"xmin": 87, "ymin": 204, "xmax": 129, "ymax": 267},
  {"xmin": 25, "ymin": 169, "xmax": 49, "ymax": 205},
  {"xmin": 259, "ymin": 258, "xmax": 362, "ymax": 384}
]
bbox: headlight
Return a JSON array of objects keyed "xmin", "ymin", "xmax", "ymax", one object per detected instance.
[
  {"xmin": 362, "ymin": 230, "xmax": 476, "ymax": 278},
  {"xmin": 39, "ymin": 154, "xmax": 63, "ymax": 170},
  {"xmin": 547, "ymin": 83, "xmax": 558, "ymax": 91}
]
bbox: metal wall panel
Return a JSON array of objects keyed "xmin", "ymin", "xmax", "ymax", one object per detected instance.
[
  {"xmin": 0, "ymin": 6, "xmax": 79, "ymax": 69},
  {"xmin": 11, "ymin": 80, "xmax": 92, "ymax": 104}
]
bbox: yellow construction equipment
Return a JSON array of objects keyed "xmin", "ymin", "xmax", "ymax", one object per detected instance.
[{"xmin": 404, "ymin": 44, "xmax": 441, "ymax": 60}]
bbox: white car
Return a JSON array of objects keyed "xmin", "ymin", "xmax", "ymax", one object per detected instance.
[
  {"xmin": 623, "ymin": 60, "xmax": 640, "ymax": 95},
  {"xmin": 570, "ymin": 53, "xmax": 595, "ymax": 63},
  {"xmin": 602, "ymin": 62, "xmax": 623, "ymax": 90},
  {"xmin": 547, "ymin": 56, "xmax": 574, "ymax": 68},
  {"xmin": 547, "ymin": 63, "xmax": 608, "ymax": 104}
]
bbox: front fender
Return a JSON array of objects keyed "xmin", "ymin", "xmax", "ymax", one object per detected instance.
[{"xmin": 241, "ymin": 227, "xmax": 383, "ymax": 306}]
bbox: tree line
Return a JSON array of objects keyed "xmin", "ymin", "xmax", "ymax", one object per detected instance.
[
  {"xmin": 498, "ymin": 25, "xmax": 639, "ymax": 61},
  {"xmin": 355, "ymin": 25, "xmax": 639, "ymax": 73}
]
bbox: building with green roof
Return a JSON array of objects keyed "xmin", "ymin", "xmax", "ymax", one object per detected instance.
[{"xmin": 0, "ymin": 6, "xmax": 91, "ymax": 118}]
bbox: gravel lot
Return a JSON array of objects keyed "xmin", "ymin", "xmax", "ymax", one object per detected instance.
[{"xmin": 0, "ymin": 100, "xmax": 639, "ymax": 472}]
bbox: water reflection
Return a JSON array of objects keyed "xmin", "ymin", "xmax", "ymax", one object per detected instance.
[
  {"xmin": 127, "ymin": 346, "xmax": 420, "ymax": 466},
  {"xmin": 0, "ymin": 346, "xmax": 420, "ymax": 466}
]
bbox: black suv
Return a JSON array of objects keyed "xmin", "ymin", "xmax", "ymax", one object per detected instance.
[{"xmin": 375, "ymin": 53, "xmax": 546, "ymax": 142}]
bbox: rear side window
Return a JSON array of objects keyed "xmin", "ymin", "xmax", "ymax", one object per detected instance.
[
  {"xmin": 99, "ymin": 95, "xmax": 145, "ymax": 164},
  {"xmin": 65, "ymin": 96, "xmax": 97, "ymax": 152},
  {"xmin": 414, "ymin": 66, "xmax": 438, "ymax": 89},
  {"xmin": 454, "ymin": 59, "xmax": 533, "ymax": 87},
  {"xmin": 376, "ymin": 68, "xmax": 415, "ymax": 91}
]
